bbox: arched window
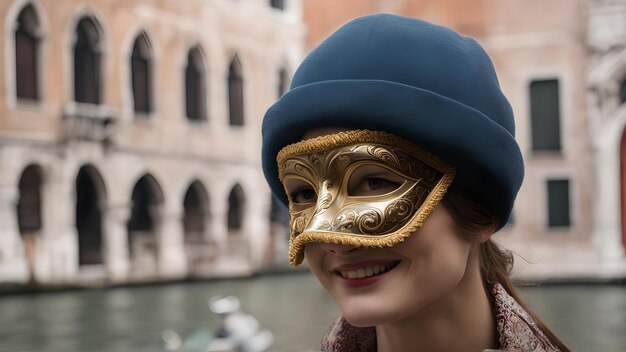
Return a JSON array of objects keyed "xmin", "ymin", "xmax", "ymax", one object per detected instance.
[
  {"xmin": 228, "ymin": 55, "xmax": 244, "ymax": 126},
  {"xmin": 17, "ymin": 165, "xmax": 43, "ymax": 235},
  {"xmin": 131, "ymin": 32, "xmax": 153, "ymax": 114},
  {"xmin": 185, "ymin": 46, "xmax": 207, "ymax": 121},
  {"xmin": 227, "ymin": 184, "xmax": 245, "ymax": 233},
  {"xmin": 278, "ymin": 67, "xmax": 289, "ymax": 98},
  {"xmin": 15, "ymin": 4, "xmax": 41, "ymax": 101},
  {"xmin": 74, "ymin": 16, "xmax": 103, "ymax": 104}
]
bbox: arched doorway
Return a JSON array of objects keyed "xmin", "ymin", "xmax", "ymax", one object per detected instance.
[
  {"xmin": 226, "ymin": 184, "xmax": 247, "ymax": 260},
  {"xmin": 16, "ymin": 164, "xmax": 43, "ymax": 280},
  {"xmin": 127, "ymin": 174, "xmax": 163, "ymax": 275},
  {"xmin": 227, "ymin": 184, "xmax": 245, "ymax": 236},
  {"xmin": 182, "ymin": 180, "xmax": 213, "ymax": 274},
  {"xmin": 75, "ymin": 165, "xmax": 105, "ymax": 266},
  {"xmin": 183, "ymin": 181, "xmax": 208, "ymax": 237}
]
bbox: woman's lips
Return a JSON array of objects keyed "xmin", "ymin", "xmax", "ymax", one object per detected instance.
[{"xmin": 332, "ymin": 260, "xmax": 400, "ymax": 288}]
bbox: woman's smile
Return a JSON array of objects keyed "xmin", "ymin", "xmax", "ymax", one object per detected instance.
[{"xmin": 331, "ymin": 260, "xmax": 401, "ymax": 287}]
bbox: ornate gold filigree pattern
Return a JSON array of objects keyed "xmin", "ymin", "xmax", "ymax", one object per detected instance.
[{"xmin": 278, "ymin": 130, "xmax": 455, "ymax": 265}]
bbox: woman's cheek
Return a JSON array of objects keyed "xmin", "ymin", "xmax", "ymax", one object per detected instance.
[
  {"xmin": 303, "ymin": 244, "xmax": 332, "ymax": 287},
  {"xmin": 304, "ymin": 244, "xmax": 323, "ymax": 272},
  {"xmin": 396, "ymin": 237, "xmax": 472, "ymax": 309}
]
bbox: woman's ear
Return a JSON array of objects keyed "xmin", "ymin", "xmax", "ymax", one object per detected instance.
[{"xmin": 476, "ymin": 224, "xmax": 497, "ymax": 243}]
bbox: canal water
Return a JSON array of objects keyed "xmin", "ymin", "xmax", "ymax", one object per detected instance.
[{"xmin": 0, "ymin": 272, "xmax": 624, "ymax": 352}]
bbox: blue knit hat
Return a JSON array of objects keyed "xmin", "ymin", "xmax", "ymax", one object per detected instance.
[{"xmin": 262, "ymin": 14, "xmax": 523, "ymax": 228}]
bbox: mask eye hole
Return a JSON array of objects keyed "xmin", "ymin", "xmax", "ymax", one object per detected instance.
[
  {"xmin": 347, "ymin": 164, "xmax": 404, "ymax": 197},
  {"xmin": 284, "ymin": 178, "xmax": 317, "ymax": 205},
  {"xmin": 291, "ymin": 188, "xmax": 317, "ymax": 204}
]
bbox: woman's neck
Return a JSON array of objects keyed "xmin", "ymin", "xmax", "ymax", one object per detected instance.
[{"xmin": 375, "ymin": 253, "xmax": 496, "ymax": 352}]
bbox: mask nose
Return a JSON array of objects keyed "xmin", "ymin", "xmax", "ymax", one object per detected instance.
[
  {"xmin": 319, "ymin": 242, "xmax": 357, "ymax": 255},
  {"xmin": 308, "ymin": 180, "xmax": 336, "ymax": 229},
  {"xmin": 315, "ymin": 180, "xmax": 333, "ymax": 210}
]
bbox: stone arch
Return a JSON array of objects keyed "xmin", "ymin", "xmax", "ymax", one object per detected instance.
[
  {"xmin": 588, "ymin": 48, "xmax": 626, "ymax": 124},
  {"xmin": 75, "ymin": 164, "xmax": 106, "ymax": 266},
  {"xmin": 227, "ymin": 183, "xmax": 245, "ymax": 235},
  {"xmin": 127, "ymin": 173, "xmax": 164, "ymax": 275}
]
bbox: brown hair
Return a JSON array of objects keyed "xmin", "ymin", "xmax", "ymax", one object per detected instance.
[{"xmin": 441, "ymin": 192, "xmax": 571, "ymax": 352}]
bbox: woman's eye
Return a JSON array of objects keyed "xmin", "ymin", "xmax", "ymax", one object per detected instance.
[
  {"xmin": 367, "ymin": 177, "xmax": 389, "ymax": 190},
  {"xmin": 351, "ymin": 177, "xmax": 401, "ymax": 196},
  {"xmin": 290, "ymin": 188, "xmax": 317, "ymax": 204}
]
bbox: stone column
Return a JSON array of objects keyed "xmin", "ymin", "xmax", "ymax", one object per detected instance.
[
  {"xmin": 103, "ymin": 203, "xmax": 131, "ymax": 282},
  {"xmin": 211, "ymin": 193, "xmax": 229, "ymax": 254},
  {"xmin": 245, "ymin": 190, "xmax": 271, "ymax": 269},
  {"xmin": 593, "ymin": 150, "xmax": 624, "ymax": 262},
  {"xmin": 0, "ymin": 185, "xmax": 29, "ymax": 282},
  {"xmin": 38, "ymin": 174, "xmax": 78, "ymax": 284},
  {"xmin": 159, "ymin": 209, "xmax": 187, "ymax": 279},
  {"xmin": 592, "ymin": 114, "xmax": 626, "ymax": 265}
]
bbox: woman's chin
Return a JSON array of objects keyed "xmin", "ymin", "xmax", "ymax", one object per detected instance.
[
  {"xmin": 341, "ymin": 313, "xmax": 381, "ymax": 328},
  {"xmin": 339, "ymin": 302, "xmax": 404, "ymax": 327}
]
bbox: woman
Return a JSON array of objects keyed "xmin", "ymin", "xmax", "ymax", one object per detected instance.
[{"xmin": 262, "ymin": 14, "xmax": 569, "ymax": 351}]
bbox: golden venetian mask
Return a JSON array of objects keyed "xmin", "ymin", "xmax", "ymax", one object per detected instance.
[{"xmin": 277, "ymin": 130, "xmax": 456, "ymax": 265}]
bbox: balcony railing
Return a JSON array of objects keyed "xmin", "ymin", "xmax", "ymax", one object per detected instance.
[{"xmin": 62, "ymin": 103, "xmax": 116, "ymax": 144}]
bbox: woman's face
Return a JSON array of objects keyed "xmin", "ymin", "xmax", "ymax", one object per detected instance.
[
  {"xmin": 288, "ymin": 128, "xmax": 474, "ymax": 327},
  {"xmin": 304, "ymin": 202, "xmax": 472, "ymax": 327}
]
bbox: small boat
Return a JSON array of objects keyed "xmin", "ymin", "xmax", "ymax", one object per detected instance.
[{"xmin": 162, "ymin": 295, "xmax": 273, "ymax": 352}]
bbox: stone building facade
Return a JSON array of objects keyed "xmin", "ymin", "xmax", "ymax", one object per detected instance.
[
  {"xmin": 0, "ymin": 0, "xmax": 303, "ymax": 286},
  {"xmin": 587, "ymin": 0, "xmax": 626, "ymax": 278},
  {"xmin": 4, "ymin": 0, "xmax": 626, "ymax": 286},
  {"xmin": 302, "ymin": 0, "xmax": 626, "ymax": 281}
]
